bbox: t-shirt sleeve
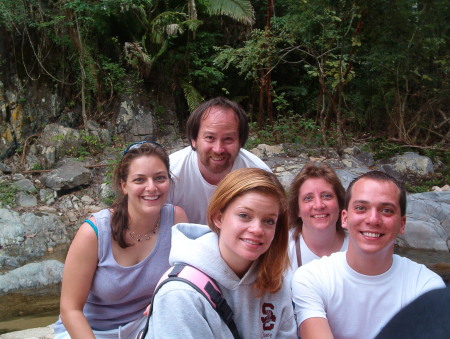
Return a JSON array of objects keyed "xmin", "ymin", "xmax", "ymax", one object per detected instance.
[
  {"xmin": 291, "ymin": 264, "xmax": 328, "ymax": 326},
  {"xmin": 415, "ymin": 265, "xmax": 446, "ymax": 296}
]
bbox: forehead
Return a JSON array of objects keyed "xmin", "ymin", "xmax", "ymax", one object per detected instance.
[
  {"xmin": 200, "ymin": 106, "xmax": 238, "ymax": 130},
  {"xmin": 228, "ymin": 191, "xmax": 280, "ymax": 210},
  {"xmin": 350, "ymin": 178, "xmax": 400, "ymax": 205},
  {"xmin": 299, "ymin": 177, "xmax": 334, "ymax": 193},
  {"xmin": 128, "ymin": 155, "xmax": 167, "ymax": 171}
]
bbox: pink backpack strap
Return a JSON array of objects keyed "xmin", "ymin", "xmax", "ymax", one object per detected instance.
[{"xmin": 136, "ymin": 264, "xmax": 241, "ymax": 339}]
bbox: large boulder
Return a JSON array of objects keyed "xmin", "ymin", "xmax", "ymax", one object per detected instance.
[
  {"xmin": 380, "ymin": 152, "xmax": 434, "ymax": 178},
  {"xmin": 40, "ymin": 161, "xmax": 92, "ymax": 191},
  {"xmin": 0, "ymin": 260, "xmax": 63, "ymax": 295},
  {"xmin": 0, "ymin": 209, "xmax": 70, "ymax": 269},
  {"xmin": 397, "ymin": 191, "xmax": 450, "ymax": 251}
]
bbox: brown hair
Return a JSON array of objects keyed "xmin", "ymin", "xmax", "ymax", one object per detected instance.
[
  {"xmin": 111, "ymin": 142, "xmax": 170, "ymax": 248},
  {"xmin": 207, "ymin": 168, "xmax": 289, "ymax": 296},
  {"xmin": 186, "ymin": 97, "xmax": 249, "ymax": 149},
  {"xmin": 345, "ymin": 170, "xmax": 407, "ymax": 216},
  {"xmin": 288, "ymin": 162, "xmax": 345, "ymax": 238}
]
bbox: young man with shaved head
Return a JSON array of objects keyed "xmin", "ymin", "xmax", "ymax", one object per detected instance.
[
  {"xmin": 291, "ymin": 171, "xmax": 445, "ymax": 339},
  {"xmin": 168, "ymin": 97, "xmax": 271, "ymax": 224}
]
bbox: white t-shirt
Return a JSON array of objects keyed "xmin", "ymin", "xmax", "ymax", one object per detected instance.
[
  {"xmin": 291, "ymin": 252, "xmax": 445, "ymax": 339},
  {"xmin": 286, "ymin": 229, "xmax": 349, "ymax": 283},
  {"xmin": 168, "ymin": 146, "xmax": 271, "ymax": 224}
]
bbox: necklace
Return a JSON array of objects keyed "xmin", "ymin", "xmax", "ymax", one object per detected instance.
[{"xmin": 128, "ymin": 218, "xmax": 160, "ymax": 242}]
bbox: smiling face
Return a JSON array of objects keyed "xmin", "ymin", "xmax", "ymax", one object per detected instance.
[
  {"xmin": 342, "ymin": 178, "xmax": 406, "ymax": 261},
  {"xmin": 298, "ymin": 177, "xmax": 340, "ymax": 232},
  {"xmin": 191, "ymin": 106, "xmax": 241, "ymax": 185},
  {"xmin": 121, "ymin": 155, "xmax": 170, "ymax": 217},
  {"xmin": 212, "ymin": 191, "xmax": 280, "ymax": 277}
]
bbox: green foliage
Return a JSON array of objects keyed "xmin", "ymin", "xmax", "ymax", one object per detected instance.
[
  {"xmin": 0, "ymin": 182, "xmax": 17, "ymax": 208},
  {"xmin": 246, "ymin": 115, "xmax": 321, "ymax": 149},
  {"xmin": 364, "ymin": 138, "xmax": 413, "ymax": 161}
]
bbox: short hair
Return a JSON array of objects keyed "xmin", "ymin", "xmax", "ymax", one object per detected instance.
[
  {"xmin": 111, "ymin": 143, "xmax": 171, "ymax": 248},
  {"xmin": 186, "ymin": 97, "xmax": 249, "ymax": 149},
  {"xmin": 288, "ymin": 162, "xmax": 346, "ymax": 236},
  {"xmin": 344, "ymin": 171, "xmax": 407, "ymax": 216},
  {"xmin": 207, "ymin": 168, "xmax": 289, "ymax": 296}
]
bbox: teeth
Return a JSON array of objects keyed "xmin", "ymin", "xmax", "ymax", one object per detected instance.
[
  {"xmin": 242, "ymin": 239, "xmax": 260, "ymax": 245},
  {"xmin": 313, "ymin": 214, "xmax": 328, "ymax": 218},
  {"xmin": 211, "ymin": 156, "xmax": 224, "ymax": 161},
  {"xmin": 142, "ymin": 196, "xmax": 158, "ymax": 201},
  {"xmin": 362, "ymin": 232, "xmax": 381, "ymax": 238}
]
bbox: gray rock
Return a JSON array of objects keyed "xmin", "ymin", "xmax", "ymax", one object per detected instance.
[
  {"xmin": 250, "ymin": 144, "xmax": 284, "ymax": 160},
  {"xmin": 12, "ymin": 179, "xmax": 36, "ymax": 193},
  {"xmin": 343, "ymin": 146, "xmax": 375, "ymax": 167},
  {"xmin": 0, "ymin": 260, "xmax": 63, "ymax": 295},
  {"xmin": 12, "ymin": 174, "xmax": 25, "ymax": 181},
  {"xmin": 0, "ymin": 209, "xmax": 70, "ymax": 266},
  {"xmin": 40, "ymin": 161, "xmax": 92, "ymax": 191},
  {"xmin": 385, "ymin": 152, "xmax": 434, "ymax": 176},
  {"xmin": 0, "ymin": 162, "xmax": 11, "ymax": 174},
  {"xmin": 39, "ymin": 189, "xmax": 56, "ymax": 205},
  {"xmin": 16, "ymin": 192, "xmax": 37, "ymax": 207},
  {"xmin": 0, "ymin": 325, "xmax": 54, "ymax": 339},
  {"xmin": 397, "ymin": 191, "xmax": 450, "ymax": 251}
]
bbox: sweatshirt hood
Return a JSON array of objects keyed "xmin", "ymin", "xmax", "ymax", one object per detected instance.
[{"xmin": 169, "ymin": 223, "xmax": 258, "ymax": 289}]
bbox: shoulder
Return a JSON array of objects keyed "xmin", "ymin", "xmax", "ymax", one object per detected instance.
[
  {"xmin": 169, "ymin": 146, "xmax": 193, "ymax": 162},
  {"xmin": 153, "ymin": 279, "xmax": 212, "ymax": 310},
  {"xmin": 173, "ymin": 205, "xmax": 189, "ymax": 224},
  {"xmin": 394, "ymin": 255, "xmax": 445, "ymax": 288},
  {"xmin": 236, "ymin": 149, "xmax": 271, "ymax": 171}
]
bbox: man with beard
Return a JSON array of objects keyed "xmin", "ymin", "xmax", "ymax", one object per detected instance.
[{"xmin": 168, "ymin": 97, "xmax": 271, "ymax": 224}]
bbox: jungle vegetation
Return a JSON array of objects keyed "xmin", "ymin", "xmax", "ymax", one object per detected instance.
[{"xmin": 0, "ymin": 0, "xmax": 448, "ymax": 150}]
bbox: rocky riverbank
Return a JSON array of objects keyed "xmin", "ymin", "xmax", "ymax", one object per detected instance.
[{"xmin": 0, "ymin": 125, "xmax": 449, "ymax": 336}]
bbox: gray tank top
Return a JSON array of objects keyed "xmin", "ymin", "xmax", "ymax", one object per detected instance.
[{"xmin": 54, "ymin": 204, "xmax": 174, "ymax": 332}]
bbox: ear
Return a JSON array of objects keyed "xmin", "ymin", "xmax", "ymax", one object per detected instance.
[
  {"xmin": 191, "ymin": 139, "xmax": 197, "ymax": 150},
  {"xmin": 341, "ymin": 209, "xmax": 348, "ymax": 229},
  {"xmin": 399, "ymin": 215, "xmax": 406, "ymax": 234},
  {"xmin": 212, "ymin": 211, "xmax": 223, "ymax": 230},
  {"xmin": 121, "ymin": 180, "xmax": 128, "ymax": 195}
]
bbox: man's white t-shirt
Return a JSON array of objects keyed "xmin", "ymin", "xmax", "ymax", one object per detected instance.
[
  {"xmin": 291, "ymin": 252, "xmax": 445, "ymax": 339},
  {"xmin": 168, "ymin": 146, "xmax": 271, "ymax": 224}
]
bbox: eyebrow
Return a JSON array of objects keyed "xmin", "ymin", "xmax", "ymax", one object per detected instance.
[{"xmin": 352, "ymin": 200, "xmax": 397, "ymax": 208}]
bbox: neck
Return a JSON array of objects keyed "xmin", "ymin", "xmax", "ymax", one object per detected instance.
[
  {"xmin": 128, "ymin": 212, "xmax": 160, "ymax": 232},
  {"xmin": 302, "ymin": 226, "xmax": 343, "ymax": 257},
  {"xmin": 345, "ymin": 244, "xmax": 394, "ymax": 276},
  {"xmin": 198, "ymin": 163, "xmax": 231, "ymax": 185}
]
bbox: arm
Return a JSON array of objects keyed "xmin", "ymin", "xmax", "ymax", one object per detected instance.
[
  {"xmin": 174, "ymin": 206, "xmax": 189, "ymax": 224},
  {"xmin": 300, "ymin": 318, "xmax": 334, "ymax": 339},
  {"xmin": 291, "ymin": 265, "xmax": 332, "ymax": 339},
  {"xmin": 59, "ymin": 220, "xmax": 98, "ymax": 339}
]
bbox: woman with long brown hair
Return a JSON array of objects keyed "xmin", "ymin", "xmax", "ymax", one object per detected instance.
[{"xmin": 54, "ymin": 141, "xmax": 188, "ymax": 339}]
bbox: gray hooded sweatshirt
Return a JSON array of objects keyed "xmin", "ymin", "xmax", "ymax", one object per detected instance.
[{"xmin": 145, "ymin": 223, "xmax": 297, "ymax": 339}]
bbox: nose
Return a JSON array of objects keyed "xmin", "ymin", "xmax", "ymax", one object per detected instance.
[
  {"xmin": 145, "ymin": 179, "xmax": 157, "ymax": 191},
  {"xmin": 313, "ymin": 196, "xmax": 325, "ymax": 209},
  {"xmin": 248, "ymin": 220, "xmax": 264, "ymax": 235},
  {"xmin": 212, "ymin": 140, "xmax": 224, "ymax": 153},
  {"xmin": 367, "ymin": 208, "xmax": 381, "ymax": 225}
]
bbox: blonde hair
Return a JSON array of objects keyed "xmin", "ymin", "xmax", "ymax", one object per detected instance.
[{"xmin": 207, "ymin": 168, "xmax": 289, "ymax": 296}]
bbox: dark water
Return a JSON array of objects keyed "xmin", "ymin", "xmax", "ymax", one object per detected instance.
[{"xmin": 0, "ymin": 247, "xmax": 448, "ymax": 334}]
